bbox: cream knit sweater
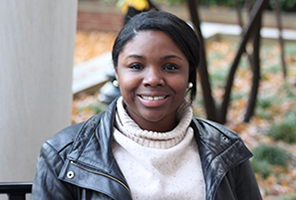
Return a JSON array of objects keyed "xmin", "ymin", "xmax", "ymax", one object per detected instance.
[{"xmin": 112, "ymin": 97, "xmax": 206, "ymax": 200}]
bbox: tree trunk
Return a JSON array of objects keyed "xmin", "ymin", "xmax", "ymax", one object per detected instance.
[
  {"xmin": 244, "ymin": 13, "xmax": 262, "ymax": 122},
  {"xmin": 186, "ymin": 0, "xmax": 217, "ymax": 121},
  {"xmin": 274, "ymin": 0, "xmax": 287, "ymax": 78},
  {"xmin": 219, "ymin": 0, "xmax": 269, "ymax": 124}
]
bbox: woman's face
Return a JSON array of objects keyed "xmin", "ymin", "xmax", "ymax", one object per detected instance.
[{"xmin": 115, "ymin": 31, "xmax": 189, "ymax": 132}]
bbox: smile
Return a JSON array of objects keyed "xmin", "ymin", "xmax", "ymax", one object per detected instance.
[{"xmin": 140, "ymin": 95, "xmax": 166, "ymax": 101}]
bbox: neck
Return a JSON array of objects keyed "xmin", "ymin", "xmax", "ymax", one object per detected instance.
[{"xmin": 127, "ymin": 111, "xmax": 178, "ymax": 132}]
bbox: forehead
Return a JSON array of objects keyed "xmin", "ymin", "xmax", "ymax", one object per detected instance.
[
  {"xmin": 130, "ymin": 30, "xmax": 171, "ymax": 44},
  {"xmin": 120, "ymin": 30, "xmax": 184, "ymax": 56}
]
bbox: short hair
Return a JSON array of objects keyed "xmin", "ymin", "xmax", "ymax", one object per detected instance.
[{"xmin": 112, "ymin": 11, "xmax": 200, "ymax": 102}]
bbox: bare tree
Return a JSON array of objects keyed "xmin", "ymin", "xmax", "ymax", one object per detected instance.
[{"xmin": 186, "ymin": 0, "xmax": 276, "ymax": 124}]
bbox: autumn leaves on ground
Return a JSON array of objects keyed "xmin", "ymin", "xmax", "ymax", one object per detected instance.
[{"xmin": 73, "ymin": 30, "xmax": 296, "ymax": 200}]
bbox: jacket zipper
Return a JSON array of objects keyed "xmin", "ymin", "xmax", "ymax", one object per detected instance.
[{"xmin": 70, "ymin": 161, "xmax": 131, "ymax": 193}]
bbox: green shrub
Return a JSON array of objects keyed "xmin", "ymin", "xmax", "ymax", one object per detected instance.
[
  {"xmin": 251, "ymin": 143, "xmax": 289, "ymax": 178},
  {"xmin": 231, "ymin": 91, "xmax": 245, "ymax": 102},
  {"xmin": 254, "ymin": 95, "xmax": 277, "ymax": 120},
  {"xmin": 262, "ymin": 64, "xmax": 282, "ymax": 74},
  {"xmin": 255, "ymin": 107, "xmax": 273, "ymax": 120},
  {"xmin": 257, "ymin": 96, "xmax": 274, "ymax": 109},
  {"xmin": 251, "ymin": 159, "xmax": 272, "ymax": 178},
  {"xmin": 159, "ymin": 0, "xmax": 296, "ymax": 12},
  {"xmin": 209, "ymin": 66, "xmax": 229, "ymax": 88},
  {"xmin": 198, "ymin": 0, "xmax": 239, "ymax": 7},
  {"xmin": 281, "ymin": 82, "xmax": 296, "ymax": 99},
  {"xmin": 252, "ymin": 143, "xmax": 288, "ymax": 166},
  {"xmin": 279, "ymin": 193, "xmax": 296, "ymax": 200},
  {"xmin": 285, "ymin": 43, "xmax": 296, "ymax": 54},
  {"xmin": 268, "ymin": 110, "xmax": 296, "ymax": 143},
  {"xmin": 268, "ymin": 0, "xmax": 296, "ymax": 12},
  {"xmin": 78, "ymin": 102, "xmax": 107, "ymax": 114},
  {"xmin": 90, "ymin": 103, "xmax": 105, "ymax": 114},
  {"xmin": 162, "ymin": 0, "xmax": 184, "ymax": 5}
]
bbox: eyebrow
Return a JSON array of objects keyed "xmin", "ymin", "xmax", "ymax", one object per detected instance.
[
  {"xmin": 125, "ymin": 54, "xmax": 183, "ymax": 60},
  {"xmin": 163, "ymin": 55, "xmax": 183, "ymax": 60},
  {"xmin": 125, "ymin": 54, "xmax": 144, "ymax": 60}
]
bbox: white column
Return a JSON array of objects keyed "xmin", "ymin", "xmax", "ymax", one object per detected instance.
[{"xmin": 0, "ymin": 0, "xmax": 77, "ymax": 182}]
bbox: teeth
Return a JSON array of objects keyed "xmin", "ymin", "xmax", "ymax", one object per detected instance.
[{"xmin": 141, "ymin": 96, "xmax": 165, "ymax": 101}]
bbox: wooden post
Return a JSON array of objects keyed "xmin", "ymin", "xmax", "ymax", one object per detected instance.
[{"xmin": 0, "ymin": 0, "xmax": 77, "ymax": 182}]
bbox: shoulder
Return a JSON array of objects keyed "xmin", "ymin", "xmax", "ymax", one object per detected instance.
[
  {"xmin": 192, "ymin": 117, "xmax": 252, "ymax": 160},
  {"xmin": 46, "ymin": 122, "xmax": 84, "ymax": 151},
  {"xmin": 193, "ymin": 117, "xmax": 242, "ymax": 141},
  {"xmin": 41, "ymin": 112, "xmax": 104, "ymax": 160},
  {"xmin": 40, "ymin": 122, "xmax": 84, "ymax": 162}
]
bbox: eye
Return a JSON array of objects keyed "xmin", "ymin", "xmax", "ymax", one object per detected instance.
[
  {"xmin": 164, "ymin": 64, "xmax": 179, "ymax": 71},
  {"xmin": 129, "ymin": 63, "xmax": 144, "ymax": 70}
]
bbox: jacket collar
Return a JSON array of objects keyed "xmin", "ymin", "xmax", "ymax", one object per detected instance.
[{"xmin": 191, "ymin": 117, "xmax": 252, "ymax": 200}]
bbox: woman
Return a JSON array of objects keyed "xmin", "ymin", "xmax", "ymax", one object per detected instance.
[{"xmin": 32, "ymin": 11, "xmax": 262, "ymax": 200}]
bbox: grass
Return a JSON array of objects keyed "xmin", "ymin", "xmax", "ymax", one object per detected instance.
[
  {"xmin": 251, "ymin": 143, "xmax": 289, "ymax": 178},
  {"xmin": 251, "ymin": 159, "xmax": 273, "ymax": 178},
  {"xmin": 268, "ymin": 109, "xmax": 296, "ymax": 143},
  {"xmin": 279, "ymin": 194, "xmax": 296, "ymax": 200},
  {"xmin": 255, "ymin": 94, "xmax": 280, "ymax": 120}
]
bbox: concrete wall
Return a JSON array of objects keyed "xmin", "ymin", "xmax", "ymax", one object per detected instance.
[{"xmin": 0, "ymin": 0, "xmax": 77, "ymax": 183}]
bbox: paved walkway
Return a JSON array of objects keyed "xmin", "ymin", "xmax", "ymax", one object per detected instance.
[
  {"xmin": 72, "ymin": 22, "xmax": 296, "ymax": 95},
  {"xmin": 72, "ymin": 52, "xmax": 112, "ymax": 94}
]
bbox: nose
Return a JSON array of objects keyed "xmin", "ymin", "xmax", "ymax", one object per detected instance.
[{"xmin": 142, "ymin": 67, "xmax": 165, "ymax": 87}]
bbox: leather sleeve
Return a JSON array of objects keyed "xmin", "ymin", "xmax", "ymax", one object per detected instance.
[
  {"xmin": 216, "ymin": 160, "xmax": 262, "ymax": 200},
  {"xmin": 234, "ymin": 160, "xmax": 262, "ymax": 200},
  {"xmin": 31, "ymin": 141, "xmax": 76, "ymax": 200}
]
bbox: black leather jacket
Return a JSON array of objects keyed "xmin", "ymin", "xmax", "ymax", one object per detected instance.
[{"xmin": 32, "ymin": 99, "xmax": 262, "ymax": 200}]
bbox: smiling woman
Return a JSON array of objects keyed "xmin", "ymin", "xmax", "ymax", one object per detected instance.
[{"xmin": 31, "ymin": 11, "xmax": 262, "ymax": 200}]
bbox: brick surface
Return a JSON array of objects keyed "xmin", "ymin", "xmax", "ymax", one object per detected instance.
[{"xmin": 77, "ymin": 11, "xmax": 123, "ymax": 32}]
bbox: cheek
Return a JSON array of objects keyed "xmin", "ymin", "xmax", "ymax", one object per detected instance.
[
  {"xmin": 119, "ymin": 80, "xmax": 132, "ymax": 94},
  {"xmin": 179, "ymin": 83, "xmax": 188, "ymax": 96},
  {"xmin": 174, "ymin": 73, "xmax": 189, "ymax": 90},
  {"xmin": 117, "ymin": 72, "xmax": 140, "ymax": 95}
]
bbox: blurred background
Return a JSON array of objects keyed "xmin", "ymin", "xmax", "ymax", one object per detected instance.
[
  {"xmin": 74, "ymin": 0, "xmax": 296, "ymax": 199},
  {"xmin": 1, "ymin": 0, "xmax": 295, "ymax": 199}
]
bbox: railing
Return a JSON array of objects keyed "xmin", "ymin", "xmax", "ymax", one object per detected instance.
[{"xmin": 0, "ymin": 183, "xmax": 32, "ymax": 200}]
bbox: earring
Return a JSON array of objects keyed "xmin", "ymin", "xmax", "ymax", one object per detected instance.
[
  {"xmin": 187, "ymin": 82, "xmax": 193, "ymax": 89},
  {"xmin": 113, "ymin": 80, "xmax": 119, "ymax": 87}
]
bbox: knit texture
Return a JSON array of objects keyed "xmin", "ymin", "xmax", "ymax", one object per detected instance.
[
  {"xmin": 115, "ymin": 97, "xmax": 193, "ymax": 149},
  {"xmin": 112, "ymin": 97, "xmax": 206, "ymax": 200}
]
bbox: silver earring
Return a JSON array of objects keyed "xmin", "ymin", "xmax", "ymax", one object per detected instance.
[
  {"xmin": 113, "ymin": 80, "xmax": 119, "ymax": 87},
  {"xmin": 187, "ymin": 82, "xmax": 193, "ymax": 89}
]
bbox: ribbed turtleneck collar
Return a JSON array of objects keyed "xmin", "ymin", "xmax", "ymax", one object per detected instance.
[{"xmin": 115, "ymin": 97, "xmax": 193, "ymax": 149}]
